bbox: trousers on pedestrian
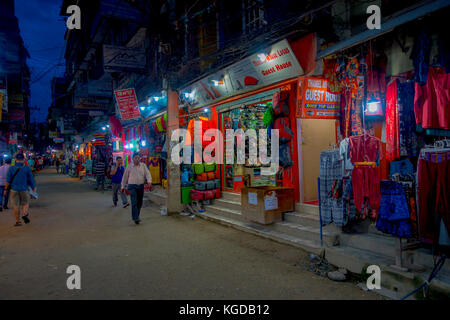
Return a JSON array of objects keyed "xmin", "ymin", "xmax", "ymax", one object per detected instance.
[
  {"xmin": 0, "ymin": 186, "xmax": 9, "ymax": 208},
  {"xmin": 96, "ymin": 175, "xmax": 105, "ymax": 190},
  {"xmin": 112, "ymin": 183, "xmax": 128, "ymax": 205},
  {"xmin": 128, "ymin": 184, "xmax": 144, "ymax": 221}
]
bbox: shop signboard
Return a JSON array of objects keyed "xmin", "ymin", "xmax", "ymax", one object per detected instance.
[
  {"xmin": 296, "ymin": 77, "xmax": 340, "ymax": 119},
  {"xmin": 103, "ymin": 45, "xmax": 146, "ymax": 73},
  {"xmin": 74, "ymin": 97, "xmax": 110, "ymax": 110},
  {"xmin": 181, "ymin": 39, "xmax": 303, "ymax": 108},
  {"xmin": 49, "ymin": 131, "xmax": 58, "ymax": 138},
  {"xmin": 114, "ymin": 88, "xmax": 141, "ymax": 120},
  {"xmin": 53, "ymin": 138, "xmax": 64, "ymax": 143}
]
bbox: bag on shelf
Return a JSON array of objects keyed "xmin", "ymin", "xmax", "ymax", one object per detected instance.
[
  {"xmin": 192, "ymin": 163, "xmax": 205, "ymax": 174},
  {"xmin": 196, "ymin": 172, "xmax": 208, "ymax": 181},
  {"xmin": 204, "ymin": 162, "xmax": 217, "ymax": 172},
  {"xmin": 207, "ymin": 172, "xmax": 215, "ymax": 180},
  {"xmin": 206, "ymin": 180, "xmax": 216, "ymax": 190},
  {"xmin": 195, "ymin": 181, "xmax": 208, "ymax": 191}
]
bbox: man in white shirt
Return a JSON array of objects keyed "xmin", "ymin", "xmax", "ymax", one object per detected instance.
[{"xmin": 121, "ymin": 152, "xmax": 152, "ymax": 224}]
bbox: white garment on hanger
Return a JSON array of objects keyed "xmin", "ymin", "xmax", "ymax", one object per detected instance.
[{"xmin": 339, "ymin": 138, "xmax": 354, "ymax": 176}]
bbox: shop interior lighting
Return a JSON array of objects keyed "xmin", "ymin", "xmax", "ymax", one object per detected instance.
[
  {"xmin": 102, "ymin": 127, "xmax": 106, "ymax": 131},
  {"xmin": 204, "ymin": 108, "xmax": 209, "ymax": 113},
  {"xmin": 148, "ymin": 98, "xmax": 152, "ymax": 104},
  {"xmin": 106, "ymin": 125, "xmax": 110, "ymax": 128},
  {"xmin": 140, "ymin": 106, "xmax": 145, "ymax": 111},
  {"xmin": 366, "ymin": 97, "xmax": 382, "ymax": 114},
  {"xmin": 153, "ymin": 96, "xmax": 160, "ymax": 102},
  {"xmin": 141, "ymin": 140, "xmax": 146, "ymax": 147}
]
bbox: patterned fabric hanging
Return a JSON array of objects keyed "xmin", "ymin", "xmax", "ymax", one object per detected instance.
[{"xmin": 93, "ymin": 132, "xmax": 106, "ymax": 146}]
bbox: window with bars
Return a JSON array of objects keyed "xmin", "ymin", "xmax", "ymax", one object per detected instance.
[{"xmin": 243, "ymin": 0, "xmax": 267, "ymax": 34}]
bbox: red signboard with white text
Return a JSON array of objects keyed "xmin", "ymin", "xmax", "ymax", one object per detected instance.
[
  {"xmin": 114, "ymin": 88, "xmax": 141, "ymax": 120},
  {"xmin": 296, "ymin": 77, "xmax": 340, "ymax": 119}
]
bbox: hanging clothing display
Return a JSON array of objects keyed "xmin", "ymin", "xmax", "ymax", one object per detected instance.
[
  {"xmin": 414, "ymin": 67, "xmax": 450, "ymax": 130},
  {"xmin": 411, "ymin": 29, "xmax": 431, "ymax": 86},
  {"xmin": 417, "ymin": 147, "xmax": 450, "ymax": 245},
  {"xmin": 376, "ymin": 180, "xmax": 412, "ymax": 238},
  {"xmin": 349, "ymin": 134, "xmax": 382, "ymax": 219},
  {"xmin": 386, "ymin": 79, "xmax": 400, "ymax": 161},
  {"xmin": 339, "ymin": 137, "xmax": 353, "ymax": 176},
  {"xmin": 319, "ymin": 150, "xmax": 344, "ymax": 226},
  {"xmin": 398, "ymin": 80, "xmax": 421, "ymax": 157}
]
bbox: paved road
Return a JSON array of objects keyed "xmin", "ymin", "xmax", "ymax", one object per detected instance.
[{"xmin": 0, "ymin": 169, "xmax": 380, "ymax": 300}]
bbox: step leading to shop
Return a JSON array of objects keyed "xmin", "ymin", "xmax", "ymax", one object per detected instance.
[
  {"xmin": 197, "ymin": 210, "xmax": 324, "ymax": 256},
  {"xmin": 269, "ymin": 221, "xmax": 339, "ymax": 247}
]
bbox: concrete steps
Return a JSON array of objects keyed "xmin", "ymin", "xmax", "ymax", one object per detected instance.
[
  {"xmin": 196, "ymin": 210, "xmax": 324, "ymax": 256},
  {"xmin": 158, "ymin": 190, "xmax": 450, "ymax": 297},
  {"xmin": 269, "ymin": 221, "xmax": 339, "ymax": 247}
]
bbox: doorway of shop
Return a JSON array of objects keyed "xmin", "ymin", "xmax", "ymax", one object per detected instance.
[{"xmin": 300, "ymin": 118, "xmax": 337, "ymax": 204}]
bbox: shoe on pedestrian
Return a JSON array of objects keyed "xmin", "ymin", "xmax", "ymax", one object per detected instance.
[
  {"xmin": 0, "ymin": 207, "xmax": 2, "ymax": 212},
  {"xmin": 4, "ymin": 206, "xmax": 8, "ymax": 210},
  {"xmin": 123, "ymin": 203, "xmax": 130, "ymax": 208},
  {"xmin": 14, "ymin": 222, "xmax": 22, "ymax": 227},
  {"xmin": 112, "ymin": 203, "xmax": 117, "ymax": 207},
  {"xmin": 22, "ymin": 214, "xmax": 30, "ymax": 224},
  {"xmin": 134, "ymin": 220, "xmax": 141, "ymax": 225}
]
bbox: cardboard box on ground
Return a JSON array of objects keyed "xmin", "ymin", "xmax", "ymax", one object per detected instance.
[{"xmin": 241, "ymin": 186, "xmax": 294, "ymax": 225}]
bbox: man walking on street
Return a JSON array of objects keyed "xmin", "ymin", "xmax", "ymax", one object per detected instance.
[
  {"xmin": 4, "ymin": 153, "xmax": 36, "ymax": 226},
  {"xmin": 0, "ymin": 158, "xmax": 12, "ymax": 211},
  {"xmin": 121, "ymin": 153, "xmax": 152, "ymax": 224},
  {"xmin": 94, "ymin": 158, "xmax": 106, "ymax": 191},
  {"xmin": 111, "ymin": 157, "xmax": 129, "ymax": 208}
]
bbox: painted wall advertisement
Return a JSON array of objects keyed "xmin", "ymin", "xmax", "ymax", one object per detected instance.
[
  {"xmin": 296, "ymin": 77, "xmax": 340, "ymax": 119},
  {"xmin": 181, "ymin": 39, "xmax": 304, "ymax": 108},
  {"xmin": 114, "ymin": 88, "xmax": 141, "ymax": 120}
]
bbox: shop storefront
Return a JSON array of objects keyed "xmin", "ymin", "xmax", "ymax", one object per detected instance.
[
  {"xmin": 300, "ymin": 16, "xmax": 450, "ymax": 252},
  {"xmin": 178, "ymin": 37, "xmax": 317, "ymax": 205}
]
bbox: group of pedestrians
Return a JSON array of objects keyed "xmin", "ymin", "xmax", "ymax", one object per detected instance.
[
  {"xmin": 0, "ymin": 153, "xmax": 36, "ymax": 226},
  {"xmin": 0, "ymin": 151, "xmax": 152, "ymax": 227}
]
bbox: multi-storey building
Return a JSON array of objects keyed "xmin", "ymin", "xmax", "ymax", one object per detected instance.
[{"xmin": 0, "ymin": 0, "xmax": 31, "ymax": 155}]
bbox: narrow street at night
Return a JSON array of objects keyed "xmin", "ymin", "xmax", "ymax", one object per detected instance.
[
  {"xmin": 0, "ymin": 169, "xmax": 380, "ymax": 300},
  {"xmin": 1, "ymin": 0, "xmax": 450, "ymax": 309}
]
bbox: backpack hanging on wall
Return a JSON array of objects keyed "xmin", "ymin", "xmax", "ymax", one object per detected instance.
[
  {"xmin": 272, "ymin": 91, "xmax": 290, "ymax": 116},
  {"xmin": 279, "ymin": 143, "xmax": 293, "ymax": 168},
  {"xmin": 273, "ymin": 117, "xmax": 293, "ymax": 143}
]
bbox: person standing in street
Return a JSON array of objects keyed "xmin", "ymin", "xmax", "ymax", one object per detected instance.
[
  {"xmin": 121, "ymin": 153, "xmax": 152, "ymax": 224},
  {"xmin": 4, "ymin": 153, "xmax": 36, "ymax": 226},
  {"xmin": 94, "ymin": 158, "xmax": 106, "ymax": 191},
  {"xmin": 55, "ymin": 157, "xmax": 60, "ymax": 173},
  {"xmin": 0, "ymin": 158, "xmax": 12, "ymax": 211},
  {"xmin": 110, "ymin": 157, "xmax": 129, "ymax": 208}
]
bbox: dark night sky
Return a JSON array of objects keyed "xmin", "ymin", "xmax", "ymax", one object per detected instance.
[{"xmin": 16, "ymin": 0, "xmax": 66, "ymax": 123}]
